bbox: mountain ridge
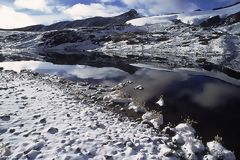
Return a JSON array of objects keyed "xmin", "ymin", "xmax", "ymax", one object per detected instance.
[
  {"xmin": 1, "ymin": 2, "xmax": 240, "ymax": 32},
  {"xmin": 0, "ymin": 9, "xmax": 141, "ymax": 32}
]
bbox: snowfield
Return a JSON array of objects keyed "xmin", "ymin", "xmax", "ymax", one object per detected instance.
[
  {"xmin": 127, "ymin": 3, "xmax": 240, "ymax": 26},
  {"xmin": 0, "ymin": 69, "xmax": 236, "ymax": 159}
]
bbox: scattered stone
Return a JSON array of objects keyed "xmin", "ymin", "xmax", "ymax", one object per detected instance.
[
  {"xmin": 134, "ymin": 85, "xmax": 144, "ymax": 90},
  {"xmin": 0, "ymin": 127, "xmax": 7, "ymax": 134},
  {"xmin": 95, "ymin": 91, "xmax": 102, "ymax": 94},
  {"xmin": 1, "ymin": 146, "xmax": 12, "ymax": 156},
  {"xmin": 97, "ymin": 96, "xmax": 103, "ymax": 100},
  {"xmin": 26, "ymin": 150, "xmax": 41, "ymax": 159},
  {"xmin": 0, "ymin": 115, "xmax": 10, "ymax": 121},
  {"xmin": 164, "ymin": 127, "xmax": 176, "ymax": 137},
  {"xmin": 207, "ymin": 141, "xmax": 236, "ymax": 160},
  {"xmin": 88, "ymin": 85, "xmax": 97, "ymax": 90},
  {"xmin": 74, "ymin": 147, "xmax": 81, "ymax": 154},
  {"xmin": 59, "ymin": 79, "xmax": 67, "ymax": 84},
  {"xmin": 127, "ymin": 80, "xmax": 133, "ymax": 84},
  {"xmin": 0, "ymin": 87, "xmax": 8, "ymax": 90},
  {"xmin": 117, "ymin": 83, "xmax": 125, "ymax": 88},
  {"xmin": 79, "ymin": 82, "xmax": 89, "ymax": 86},
  {"xmin": 91, "ymin": 96, "xmax": 97, "ymax": 100},
  {"xmin": 9, "ymin": 129, "xmax": 15, "ymax": 133},
  {"xmin": 33, "ymin": 115, "xmax": 41, "ymax": 119},
  {"xmin": 19, "ymin": 106, "xmax": 25, "ymax": 109},
  {"xmin": 74, "ymin": 96, "xmax": 81, "ymax": 100},
  {"xmin": 61, "ymin": 139, "xmax": 66, "ymax": 143},
  {"xmin": 142, "ymin": 112, "xmax": 163, "ymax": 129},
  {"xmin": 47, "ymin": 127, "xmax": 58, "ymax": 134},
  {"xmin": 104, "ymin": 155, "xmax": 113, "ymax": 160},
  {"xmin": 21, "ymin": 96, "xmax": 28, "ymax": 100},
  {"xmin": 23, "ymin": 132, "xmax": 31, "ymax": 137},
  {"xmin": 98, "ymin": 88, "xmax": 106, "ymax": 92},
  {"xmin": 156, "ymin": 95, "xmax": 164, "ymax": 107},
  {"xmin": 128, "ymin": 102, "xmax": 145, "ymax": 113},
  {"xmin": 40, "ymin": 118, "xmax": 46, "ymax": 123}
]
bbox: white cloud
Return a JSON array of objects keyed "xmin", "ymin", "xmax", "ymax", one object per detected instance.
[
  {"xmin": 63, "ymin": 3, "xmax": 124, "ymax": 20},
  {"xmin": 100, "ymin": 0, "xmax": 116, "ymax": 3},
  {"xmin": 31, "ymin": 13, "xmax": 69, "ymax": 25},
  {"xmin": 0, "ymin": 5, "xmax": 36, "ymax": 29},
  {"xmin": 14, "ymin": 0, "xmax": 52, "ymax": 13},
  {"xmin": 122, "ymin": 0, "xmax": 198, "ymax": 15}
]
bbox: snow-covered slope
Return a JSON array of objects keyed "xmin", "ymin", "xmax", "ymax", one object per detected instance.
[
  {"xmin": 127, "ymin": 3, "xmax": 240, "ymax": 26},
  {"xmin": 126, "ymin": 15, "xmax": 176, "ymax": 26}
]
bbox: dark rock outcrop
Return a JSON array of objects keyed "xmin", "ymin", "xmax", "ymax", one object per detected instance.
[
  {"xmin": 0, "ymin": 54, "xmax": 5, "ymax": 62},
  {"xmin": 40, "ymin": 30, "xmax": 84, "ymax": 47},
  {"xmin": 200, "ymin": 11, "xmax": 240, "ymax": 27},
  {"xmin": 200, "ymin": 16, "xmax": 221, "ymax": 27},
  {"xmin": 222, "ymin": 11, "xmax": 240, "ymax": 25}
]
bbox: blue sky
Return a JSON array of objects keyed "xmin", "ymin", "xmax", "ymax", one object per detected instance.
[{"xmin": 0, "ymin": 0, "xmax": 239, "ymax": 29}]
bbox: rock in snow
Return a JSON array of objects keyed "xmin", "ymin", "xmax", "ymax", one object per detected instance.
[
  {"xmin": 142, "ymin": 112, "xmax": 164, "ymax": 129},
  {"xmin": 207, "ymin": 141, "xmax": 236, "ymax": 160},
  {"xmin": 156, "ymin": 95, "xmax": 165, "ymax": 107},
  {"xmin": 47, "ymin": 127, "xmax": 59, "ymax": 134}
]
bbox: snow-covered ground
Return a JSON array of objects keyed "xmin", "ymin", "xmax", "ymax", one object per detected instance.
[{"xmin": 0, "ymin": 68, "xmax": 236, "ymax": 159}]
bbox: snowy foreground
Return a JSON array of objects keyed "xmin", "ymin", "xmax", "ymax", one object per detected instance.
[{"xmin": 0, "ymin": 69, "xmax": 236, "ymax": 160}]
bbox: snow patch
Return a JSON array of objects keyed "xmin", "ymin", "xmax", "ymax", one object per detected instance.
[
  {"xmin": 142, "ymin": 112, "xmax": 163, "ymax": 129},
  {"xmin": 207, "ymin": 141, "xmax": 236, "ymax": 160}
]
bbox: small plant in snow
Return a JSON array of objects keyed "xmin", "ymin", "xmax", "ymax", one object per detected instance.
[
  {"xmin": 167, "ymin": 122, "xmax": 173, "ymax": 127},
  {"xmin": 184, "ymin": 116, "xmax": 198, "ymax": 126},
  {"xmin": 214, "ymin": 135, "xmax": 223, "ymax": 143},
  {"xmin": 0, "ymin": 143, "xmax": 11, "ymax": 157},
  {"xmin": 141, "ymin": 44, "xmax": 144, "ymax": 56}
]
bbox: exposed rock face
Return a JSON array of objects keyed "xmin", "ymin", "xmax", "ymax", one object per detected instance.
[
  {"xmin": 200, "ymin": 12, "xmax": 240, "ymax": 27},
  {"xmin": 1, "ymin": 9, "xmax": 141, "ymax": 32},
  {"xmin": 0, "ymin": 54, "xmax": 5, "ymax": 62},
  {"xmin": 222, "ymin": 11, "xmax": 240, "ymax": 25},
  {"xmin": 40, "ymin": 30, "xmax": 84, "ymax": 47},
  {"xmin": 200, "ymin": 16, "xmax": 221, "ymax": 27}
]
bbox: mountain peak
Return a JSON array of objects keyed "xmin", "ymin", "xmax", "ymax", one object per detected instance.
[
  {"xmin": 118, "ymin": 9, "xmax": 141, "ymax": 18},
  {"xmin": 128, "ymin": 9, "xmax": 138, "ymax": 15}
]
